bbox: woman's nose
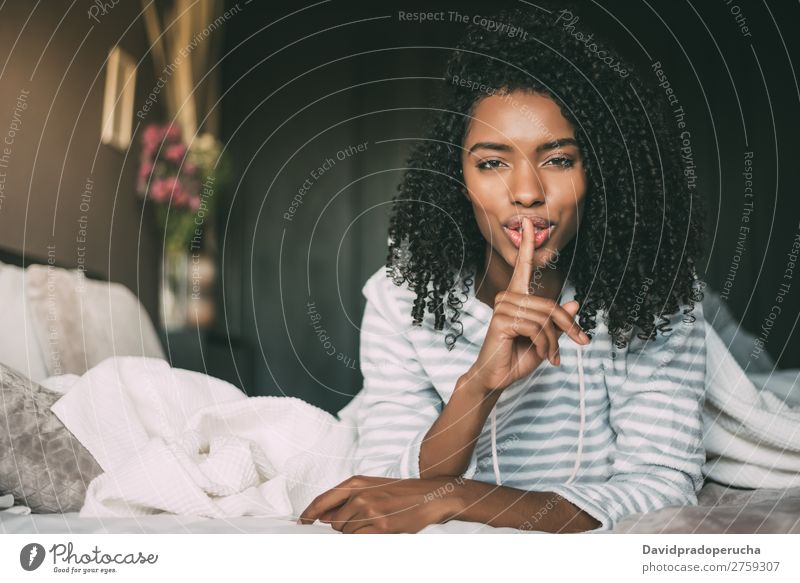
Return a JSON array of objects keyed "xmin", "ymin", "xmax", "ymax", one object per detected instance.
[{"xmin": 510, "ymin": 161, "xmax": 546, "ymax": 206}]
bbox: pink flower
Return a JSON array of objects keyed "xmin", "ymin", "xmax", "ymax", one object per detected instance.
[
  {"xmin": 138, "ymin": 160, "xmax": 153, "ymax": 182},
  {"xmin": 188, "ymin": 195, "xmax": 201, "ymax": 211},
  {"xmin": 142, "ymin": 125, "xmax": 165, "ymax": 149},
  {"xmin": 137, "ymin": 160, "xmax": 154, "ymax": 194},
  {"xmin": 140, "ymin": 142, "xmax": 156, "ymax": 164},
  {"xmin": 174, "ymin": 191, "xmax": 187, "ymax": 208},
  {"xmin": 164, "ymin": 143, "xmax": 187, "ymax": 163},
  {"xmin": 165, "ymin": 124, "xmax": 182, "ymax": 143},
  {"xmin": 149, "ymin": 177, "xmax": 176, "ymax": 204},
  {"xmin": 172, "ymin": 179, "xmax": 196, "ymax": 209}
]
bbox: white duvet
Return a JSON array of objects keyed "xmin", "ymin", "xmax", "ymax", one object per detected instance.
[
  {"xmin": 50, "ymin": 358, "xmax": 359, "ymax": 519},
  {"xmin": 47, "ymin": 323, "xmax": 800, "ymax": 520}
]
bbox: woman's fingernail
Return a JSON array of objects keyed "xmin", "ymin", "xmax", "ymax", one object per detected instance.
[{"xmin": 580, "ymin": 332, "xmax": 590, "ymax": 343}]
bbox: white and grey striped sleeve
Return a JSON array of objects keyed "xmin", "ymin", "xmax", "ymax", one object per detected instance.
[
  {"xmin": 349, "ymin": 275, "xmax": 444, "ymax": 479},
  {"xmin": 549, "ymin": 299, "xmax": 708, "ymax": 531}
]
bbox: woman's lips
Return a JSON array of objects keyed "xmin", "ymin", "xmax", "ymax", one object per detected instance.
[{"xmin": 503, "ymin": 224, "xmax": 555, "ymax": 249}]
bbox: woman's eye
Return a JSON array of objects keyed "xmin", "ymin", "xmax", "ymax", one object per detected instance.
[
  {"xmin": 545, "ymin": 156, "xmax": 575, "ymax": 168},
  {"xmin": 476, "ymin": 159, "xmax": 506, "ymax": 170}
]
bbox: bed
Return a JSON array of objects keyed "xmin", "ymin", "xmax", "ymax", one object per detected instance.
[
  {"xmin": 2, "ymin": 484, "xmax": 799, "ymax": 534},
  {"xmin": 1, "ymin": 248, "xmax": 798, "ymax": 535}
]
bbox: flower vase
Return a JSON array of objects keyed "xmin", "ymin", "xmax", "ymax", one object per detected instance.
[{"xmin": 160, "ymin": 248, "xmax": 191, "ymax": 330}]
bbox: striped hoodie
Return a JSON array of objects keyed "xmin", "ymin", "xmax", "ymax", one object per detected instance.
[{"xmin": 336, "ymin": 266, "xmax": 707, "ymax": 532}]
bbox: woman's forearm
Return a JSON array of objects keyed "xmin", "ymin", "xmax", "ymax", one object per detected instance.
[
  {"xmin": 418, "ymin": 370, "xmax": 501, "ymax": 479},
  {"xmin": 446, "ymin": 479, "xmax": 602, "ymax": 533}
]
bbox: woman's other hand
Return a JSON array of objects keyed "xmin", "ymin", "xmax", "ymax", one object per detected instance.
[{"xmin": 297, "ymin": 475, "xmax": 465, "ymax": 534}]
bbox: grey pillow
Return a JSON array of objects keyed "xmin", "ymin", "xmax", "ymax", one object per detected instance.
[{"xmin": 0, "ymin": 363, "xmax": 102, "ymax": 513}]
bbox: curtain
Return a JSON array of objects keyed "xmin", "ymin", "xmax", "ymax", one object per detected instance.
[{"xmin": 141, "ymin": 0, "xmax": 225, "ymax": 140}]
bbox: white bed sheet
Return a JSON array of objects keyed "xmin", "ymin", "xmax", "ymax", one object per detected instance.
[{"xmin": 0, "ymin": 512, "xmax": 524, "ymax": 534}]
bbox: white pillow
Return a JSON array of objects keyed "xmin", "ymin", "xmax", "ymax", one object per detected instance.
[{"xmin": 0, "ymin": 262, "xmax": 49, "ymax": 382}]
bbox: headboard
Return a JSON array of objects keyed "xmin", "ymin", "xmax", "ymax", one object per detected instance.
[{"xmin": 0, "ymin": 244, "xmax": 105, "ymax": 281}]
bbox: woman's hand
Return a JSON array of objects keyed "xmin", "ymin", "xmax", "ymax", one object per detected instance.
[
  {"xmin": 467, "ymin": 216, "xmax": 590, "ymax": 392},
  {"xmin": 297, "ymin": 475, "xmax": 463, "ymax": 534}
]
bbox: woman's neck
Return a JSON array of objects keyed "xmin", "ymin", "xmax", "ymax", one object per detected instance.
[{"xmin": 474, "ymin": 245, "xmax": 567, "ymax": 308}]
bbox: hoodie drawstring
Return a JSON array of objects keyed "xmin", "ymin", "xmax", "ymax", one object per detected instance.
[{"xmin": 490, "ymin": 343, "xmax": 586, "ymax": 486}]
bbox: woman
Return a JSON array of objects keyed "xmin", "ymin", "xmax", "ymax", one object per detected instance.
[{"xmin": 299, "ymin": 5, "xmax": 707, "ymax": 533}]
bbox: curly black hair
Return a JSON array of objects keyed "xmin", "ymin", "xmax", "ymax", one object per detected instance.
[{"xmin": 385, "ymin": 3, "xmax": 706, "ymax": 351}]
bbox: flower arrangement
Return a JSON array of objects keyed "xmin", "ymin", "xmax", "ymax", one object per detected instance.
[{"xmin": 137, "ymin": 123, "xmax": 228, "ymax": 252}]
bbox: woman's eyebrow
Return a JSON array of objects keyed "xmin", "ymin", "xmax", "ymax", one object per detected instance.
[
  {"xmin": 467, "ymin": 137, "xmax": 579, "ymax": 155},
  {"xmin": 536, "ymin": 137, "xmax": 579, "ymax": 153},
  {"xmin": 467, "ymin": 141, "xmax": 513, "ymax": 154}
]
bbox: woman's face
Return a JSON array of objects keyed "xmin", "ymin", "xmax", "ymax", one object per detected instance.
[{"xmin": 461, "ymin": 90, "xmax": 587, "ymax": 271}]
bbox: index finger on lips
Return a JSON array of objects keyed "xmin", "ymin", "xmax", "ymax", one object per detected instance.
[{"xmin": 508, "ymin": 216, "xmax": 535, "ymax": 295}]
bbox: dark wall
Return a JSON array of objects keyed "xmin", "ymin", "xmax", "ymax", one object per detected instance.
[
  {"xmin": 219, "ymin": 0, "xmax": 800, "ymax": 413},
  {"xmin": 0, "ymin": 2, "xmax": 164, "ymax": 320}
]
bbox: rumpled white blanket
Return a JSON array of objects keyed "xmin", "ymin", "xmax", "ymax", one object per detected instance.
[
  {"xmin": 50, "ymin": 357, "xmax": 358, "ymax": 518},
  {"xmin": 703, "ymin": 328, "xmax": 800, "ymax": 488},
  {"xmin": 49, "ymin": 325, "xmax": 800, "ymax": 519}
]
